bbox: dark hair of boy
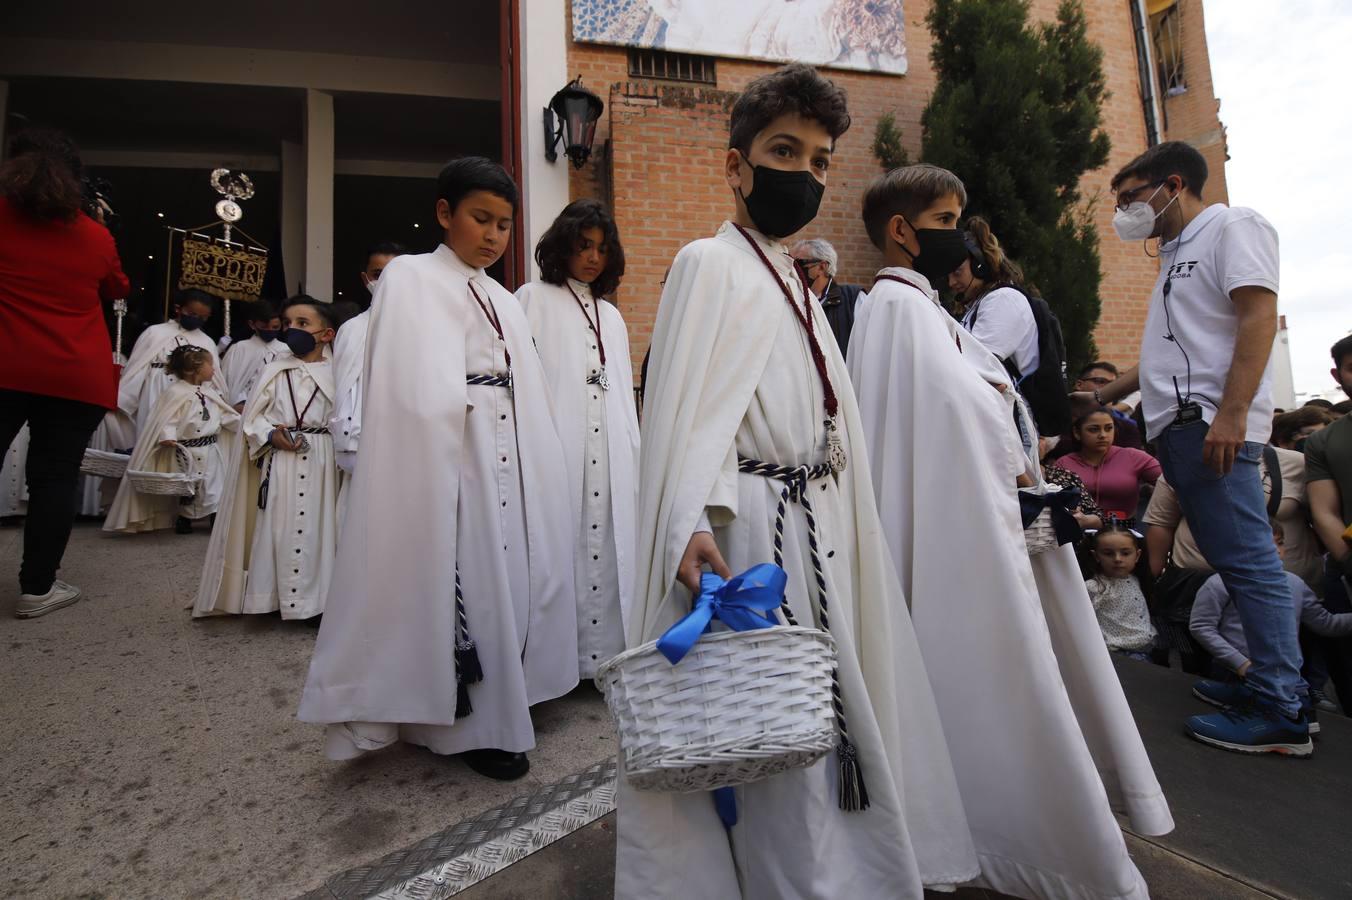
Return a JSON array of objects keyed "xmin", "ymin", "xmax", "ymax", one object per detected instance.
[
  {"xmin": 245, "ymin": 299, "xmax": 278, "ymax": 323},
  {"xmin": 1304, "ymin": 398, "xmax": 1334, "ymax": 410},
  {"xmin": 175, "ymin": 288, "xmax": 219, "ymax": 310},
  {"xmin": 534, "ymin": 198, "xmax": 626, "ymax": 298},
  {"xmin": 1271, "ymin": 406, "xmax": 1332, "ymax": 446},
  {"xmin": 728, "ymin": 63, "xmax": 851, "ymax": 155},
  {"xmin": 282, "ymin": 294, "xmax": 339, "ymax": 330},
  {"xmin": 0, "ymin": 127, "xmax": 85, "ymax": 222},
  {"xmin": 166, "ymin": 344, "xmax": 212, "ymax": 379},
  {"xmin": 367, "ymin": 241, "xmax": 408, "ymax": 260},
  {"xmin": 1330, "ymin": 334, "xmax": 1352, "ymax": 369},
  {"xmin": 1110, "ymin": 140, "xmax": 1208, "ymax": 198},
  {"xmin": 1080, "ymin": 360, "xmax": 1120, "ymax": 379},
  {"xmin": 861, "ymin": 164, "xmax": 968, "ymax": 251},
  {"xmin": 435, "ymin": 157, "xmax": 519, "ymax": 214}
]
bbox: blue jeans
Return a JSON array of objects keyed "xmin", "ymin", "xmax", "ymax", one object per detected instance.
[{"xmin": 1155, "ymin": 420, "xmax": 1305, "ymax": 717}]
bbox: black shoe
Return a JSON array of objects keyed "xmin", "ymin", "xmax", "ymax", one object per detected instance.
[
  {"xmin": 175, "ymin": 516, "xmax": 194, "ymax": 534},
  {"xmin": 460, "ymin": 748, "xmax": 530, "ymax": 781}
]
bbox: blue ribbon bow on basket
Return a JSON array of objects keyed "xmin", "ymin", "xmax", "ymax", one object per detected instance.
[
  {"xmin": 655, "ymin": 562, "xmax": 787, "ymax": 828},
  {"xmin": 1019, "ymin": 487, "xmax": 1083, "ymax": 546}
]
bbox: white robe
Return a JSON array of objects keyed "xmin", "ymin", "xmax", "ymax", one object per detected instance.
[
  {"xmin": 329, "ymin": 309, "xmax": 369, "ymax": 532},
  {"xmin": 192, "ymin": 357, "xmax": 340, "ymax": 620},
  {"xmin": 518, "ymin": 279, "xmax": 640, "ymax": 678},
  {"xmin": 220, "ymin": 334, "xmax": 290, "ymax": 406},
  {"xmin": 2, "ymin": 426, "xmax": 29, "ymax": 517},
  {"xmin": 297, "ymin": 245, "xmax": 578, "ymax": 759},
  {"xmin": 620, "ymin": 224, "xmax": 977, "ymax": 900},
  {"xmin": 103, "ymin": 381, "xmax": 240, "ymax": 532},
  {"xmin": 78, "ymin": 411, "xmax": 137, "ymax": 517},
  {"xmin": 847, "ymin": 265, "xmax": 1153, "ymax": 900},
  {"xmin": 117, "ymin": 322, "xmax": 228, "ymax": 439}
]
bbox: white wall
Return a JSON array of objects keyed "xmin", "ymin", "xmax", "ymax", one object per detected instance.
[
  {"xmin": 1270, "ymin": 320, "xmax": 1298, "ymax": 409},
  {"xmin": 517, "ymin": 0, "xmax": 572, "ymax": 282}
]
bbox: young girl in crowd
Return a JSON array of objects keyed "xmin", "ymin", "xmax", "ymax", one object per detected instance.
[
  {"xmin": 1057, "ymin": 407, "xmax": 1161, "ymax": 519},
  {"xmin": 1084, "ymin": 520, "xmax": 1157, "ymax": 660},
  {"xmin": 193, "ymin": 296, "xmax": 341, "ymax": 620},
  {"xmin": 516, "ymin": 199, "xmax": 639, "ymax": 679},
  {"xmin": 104, "ymin": 345, "xmax": 239, "ymax": 535}
]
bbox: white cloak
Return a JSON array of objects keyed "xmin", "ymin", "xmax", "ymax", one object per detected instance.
[
  {"xmin": 192, "ymin": 357, "xmax": 340, "ymax": 620},
  {"xmin": 79, "ymin": 411, "xmax": 138, "ymax": 516},
  {"xmin": 220, "ymin": 334, "xmax": 290, "ymax": 406},
  {"xmin": 518, "ymin": 279, "xmax": 640, "ymax": 678},
  {"xmin": 329, "ymin": 309, "xmax": 369, "ymax": 532},
  {"xmin": 2, "ymin": 426, "xmax": 29, "ymax": 517},
  {"xmin": 297, "ymin": 245, "xmax": 578, "ymax": 758},
  {"xmin": 620, "ymin": 224, "xmax": 977, "ymax": 900},
  {"xmin": 117, "ymin": 322, "xmax": 228, "ymax": 439},
  {"xmin": 103, "ymin": 380, "xmax": 240, "ymax": 532},
  {"xmin": 847, "ymin": 266, "xmax": 1151, "ymax": 900}
]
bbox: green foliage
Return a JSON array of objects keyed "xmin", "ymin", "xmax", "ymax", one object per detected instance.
[
  {"xmin": 872, "ymin": 112, "xmax": 910, "ymax": 170},
  {"xmin": 921, "ymin": 0, "xmax": 1112, "ymax": 370}
]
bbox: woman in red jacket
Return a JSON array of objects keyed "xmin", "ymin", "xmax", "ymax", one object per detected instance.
[{"xmin": 0, "ymin": 128, "xmax": 129, "ymax": 619}]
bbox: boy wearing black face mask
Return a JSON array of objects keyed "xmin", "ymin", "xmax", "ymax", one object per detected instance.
[
  {"xmin": 219, "ymin": 300, "xmax": 287, "ymax": 411},
  {"xmin": 115, "ymin": 288, "xmax": 229, "ymax": 445},
  {"xmin": 619, "ymin": 65, "xmax": 977, "ymax": 900}
]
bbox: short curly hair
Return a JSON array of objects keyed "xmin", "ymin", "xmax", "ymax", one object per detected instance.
[
  {"xmin": 728, "ymin": 63, "xmax": 851, "ymax": 155},
  {"xmin": 534, "ymin": 199, "xmax": 626, "ymax": 298},
  {"xmin": 166, "ymin": 344, "xmax": 212, "ymax": 380}
]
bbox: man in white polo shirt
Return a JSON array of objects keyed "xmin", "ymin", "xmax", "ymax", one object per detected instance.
[{"xmin": 1073, "ymin": 141, "xmax": 1310, "ymax": 756}]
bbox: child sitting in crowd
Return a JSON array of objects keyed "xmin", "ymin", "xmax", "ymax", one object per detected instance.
[
  {"xmin": 1084, "ymin": 520, "xmax": 1157, "ymax": 661},
  {"xmin": 103, "ymin": 345, "xmax": 239, "ymax": 535}
]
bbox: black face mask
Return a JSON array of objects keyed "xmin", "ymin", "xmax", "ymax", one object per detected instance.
[
  {"xmin": 738, "ymin": 153, "xmax": 825, "ymax": 238},
  {"xmin": 257, "ymin": 329, "xmax": 280, "ymax": 342},
  {"xmin": 283, "ymin": 328, "xmax": 318, "ymax": 356},
  {"xmin": 904, "ymin": 225, "xmax": 971, "ymax": 289},
  {"xmin": 179, "ymin": 313, "xmax": 206, "ymax": 332}
]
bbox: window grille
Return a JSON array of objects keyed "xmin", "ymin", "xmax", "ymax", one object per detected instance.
[
  {"xmin": 1150, "ymin": 1, "xmax": 1186, "ymax": 95},
  {"xmin": 627, "ymin": 49, "xmax": 716, "ymax": 85}
]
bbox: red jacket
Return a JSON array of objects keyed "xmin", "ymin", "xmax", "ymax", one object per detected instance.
[{"xmin": 0, "ymin": 196, "xmax": 128, "ymax": 409}]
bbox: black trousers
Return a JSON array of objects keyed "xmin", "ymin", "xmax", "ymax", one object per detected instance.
[
  {"xmin": 0, "ymin": 389, "xmax": 106, "ymax": 595},
  {"xmin": 1318, "ymin": 559, "xmax": 1352, "ymax": 714}
]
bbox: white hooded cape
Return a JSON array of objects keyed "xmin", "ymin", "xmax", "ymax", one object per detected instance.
[
  {"xmin": 329, "ymin": 309, "xmax": 368, "ymax": 532},
  {"xmin": 297, "ymin": 245, "xmax": 577, "ymax": 752},
  {"xmin": 117, "ymin": 321, "xmax": 227, "ymax": 438},
  {"xmin": 847, "ymin": 266, "xmax": 1153, "ymax": 900},
  {"xmin": 619, "ymin": 224, "xmax": 977, "ymax": 900},
  {"xmin": 518, "ymin": 279, "xmax": 640, "ymax": 674},
  {"xmin": 220, "ymin": 334, "xmax": 289, "ymax": 406}
]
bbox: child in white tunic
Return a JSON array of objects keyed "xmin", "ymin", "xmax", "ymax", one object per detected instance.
[
  {"xmin": 219, "ymin": 301, "xmax": 287, "ymax": 410},
  {"xmin": 517, "ymin": 199, "xmax": 640, "ymax": 678},
  {"xmin": 193, "ymin": 297, "xmax": 341, "ymax": 620},
  {"xmin": 104, "ymin": 345, "xmax": 239, "ymax": 534},
  {"xmin": 2, "ymin": 426, "xmax": 29, "ymax": 517}
]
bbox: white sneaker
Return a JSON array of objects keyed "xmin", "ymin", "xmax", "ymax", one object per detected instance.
[{"xmin": 15, "ymin": 580, "xmax": 83, "ymax": 619}]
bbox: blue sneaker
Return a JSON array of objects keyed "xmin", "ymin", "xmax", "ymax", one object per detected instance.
[
  {"xmin": 1192, "ymin": 679, "xmax": 1249, "ymax": 710},
  {"xmin": 1185, "ymin": 704, "xmax": 1313, "ymax": 757}
]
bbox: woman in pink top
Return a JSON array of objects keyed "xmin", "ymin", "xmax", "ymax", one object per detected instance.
[{"xmin": 1058, "ymin": 408, "xmax": 1161, "ymax": 520}]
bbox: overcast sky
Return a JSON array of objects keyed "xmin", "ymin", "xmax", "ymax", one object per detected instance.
[{"xmin": 1204, "ymin": 0, "xmax": 1352, "ymax": 399}]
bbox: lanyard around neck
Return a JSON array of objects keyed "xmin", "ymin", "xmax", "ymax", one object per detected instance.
[
  {"xmin": 284, "ymin": 368, "xmax": 321, "ymax": 429},
  {"xmin": 467, "ymin": 281, "xmax": 511, "ymax": 371},
  {"xmin": 566, "ymin": 282, "xmax": 606, "ymax": 369}
]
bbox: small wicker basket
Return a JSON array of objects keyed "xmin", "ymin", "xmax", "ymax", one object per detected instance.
[
  {"xmin": 1021, "ymin": 484, "xmax": 1066, "ymax": 556},
  {"xmin": 595, "ymin": 625, "xmax": 838, "ymax": 793},
  {"xmin": 81, "ymin": 448, "xmax": 131, "ymax": 479},
  {"xmin": 126, "ymin": 445, "xmax": 199, "ymax": 498}
]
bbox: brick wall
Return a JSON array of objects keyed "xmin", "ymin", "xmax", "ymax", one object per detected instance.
[{"xmin": 564, "ymin": 0, "xmax": 1227, "ymax": 375}]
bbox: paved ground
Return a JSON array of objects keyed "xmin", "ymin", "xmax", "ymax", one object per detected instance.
[{"xmin": 0, "ymin": 522, "xmax": 616, "ymax": 899}]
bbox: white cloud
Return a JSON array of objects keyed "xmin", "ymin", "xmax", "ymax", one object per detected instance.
[{"xmin": 1205, "ymin": 0, "xmax": 1352, "ymax": 398}]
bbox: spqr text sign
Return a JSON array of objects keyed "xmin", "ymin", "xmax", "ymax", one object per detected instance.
[{"xmin": 177, "ymin": 235, "xmax": 268, "ymax": 303}]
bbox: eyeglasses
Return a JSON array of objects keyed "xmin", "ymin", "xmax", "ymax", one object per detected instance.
[{"xmin": 1113, "ymin": 180, "xmax": 1165, "ymax": 212}]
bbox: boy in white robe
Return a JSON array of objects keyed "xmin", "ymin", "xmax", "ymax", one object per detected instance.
[
  {"xmin": 620, "ymin": 65, "xmax": 976, "ymax": 900},
  {"xmin": 116, "ymin": 289, "xmax": 228, "ymax": 440},
  {"xmin": 2, "ymin": 426, "xmax": 29, "ymax": 518},
  {"xmin": 219, "ymin": 301, "xmax": 287, "ymax": 410},
  {"xmin": 298, "ymin": 158, "xmax": 578, "ymax": 782},
  {"xmin": 104, "ymin": 345, "xmax": 239, "ymax": 534},
  {"xmin": 518, "ymin": 199, "xmax": 640, "ymax": 679},
  {"xmin": 847, "ymin": 164, "xmax": 1160, "ymax": 899},
  {"xmin": 193, "ymin": 297, "xmax": 341, "ymax": 620}
]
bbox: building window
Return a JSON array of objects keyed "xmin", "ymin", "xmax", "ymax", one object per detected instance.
[
  {"xmin": 1150, "ymin": 0, "xmax": 1186, "ymax": 96},
  {"xmin": 627, "ymin": 49, "xmax": 716, "ymax": 85}
]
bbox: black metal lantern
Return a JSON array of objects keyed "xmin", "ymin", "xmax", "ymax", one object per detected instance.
[{"xmin": 544, "ymin": 77, "xmax": 604, "ymax": 169}]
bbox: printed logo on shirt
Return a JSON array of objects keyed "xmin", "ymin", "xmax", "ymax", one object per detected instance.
[{"xmin": 1165, "ymin": 260, "xmax": 1200, "ymax": 282}]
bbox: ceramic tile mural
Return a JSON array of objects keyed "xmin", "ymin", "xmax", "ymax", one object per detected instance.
[{"xmin": 572, "ymin": 0, "xmax": 907, "ymax": 75}]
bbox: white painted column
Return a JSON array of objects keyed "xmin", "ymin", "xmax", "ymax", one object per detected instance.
[
  {"xmin": 0, "ymin": 81, "xmax": 9, "ymax": 158},
  {"xmin": 304, "ymin": 89, "xmax": 335, "ymax": 301},
  {"xmin": 518, "ymin": 0, "xmax": 571, "ymax": 282},
  {"xmin": 280, "ymin": 140, "xmax": 306, "ymax": 297}
]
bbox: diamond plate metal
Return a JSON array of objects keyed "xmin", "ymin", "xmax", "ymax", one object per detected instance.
[{"xmin": 305, "ymin": 757, "xmax": 617, "ymax": 900}]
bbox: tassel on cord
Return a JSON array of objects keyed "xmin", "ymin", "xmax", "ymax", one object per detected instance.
[
  {"xmin": 837, "ymin": 737, "xmax": 870, "ymax": 812},
  {"xmin": 455, "ymin": 678, "xmax": 473, "ymax": 719},
  {"xmin": 456, "ymin": 639, "xmax": 483, "ymax": 685}
]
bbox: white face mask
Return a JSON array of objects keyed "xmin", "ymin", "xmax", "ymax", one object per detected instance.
[
  {"xmin": 1112, "ymin": 183, "xmax": 1176, "ymax": 242},
  {"xmin": 364, "ymin": 278, "xmax": 377, "ymax": 296}
]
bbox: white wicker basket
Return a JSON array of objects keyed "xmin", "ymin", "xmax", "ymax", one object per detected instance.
[
  {"xmin": 126, "ymin": 445, "xmax": 199, "ymax": 498},
  {"xmin": 81, "ymin": 448, "xmax": 131, "ymax": 479},
  {"xmin": 595, "ymin": 625, "xmax": 838, "ymax": 793},
  {"xmin": 1021, "ymin": 484, "xmax": 1065, "ymax": 556}
]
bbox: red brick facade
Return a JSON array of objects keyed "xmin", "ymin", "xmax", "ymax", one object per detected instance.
[{"xmin": 565, "ymin": 0, "xmax": 1227, "ymax": 376}]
